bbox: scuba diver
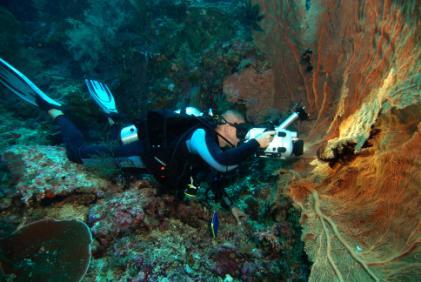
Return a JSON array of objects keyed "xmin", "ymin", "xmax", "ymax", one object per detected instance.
[{"xmin": 0, "ymin": 58, "xmax": 275, "ymax": 202}]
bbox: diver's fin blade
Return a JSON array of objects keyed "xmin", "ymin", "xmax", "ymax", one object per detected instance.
[
  {"xmin": 0, "ymin": 58, "xmax": 61, "ymax": 107},
  {"xmin": 84, "ymin": 79, "xmax": 118, "ymax": 114}
]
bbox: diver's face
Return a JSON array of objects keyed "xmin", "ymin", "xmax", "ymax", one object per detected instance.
[
  {"xmin": 218, "ymin": 115, "xmax": 244, "ymax": 147},
  {"xmin": 225, "ymin": 123, "xmax": 240, "ymax": 146}
]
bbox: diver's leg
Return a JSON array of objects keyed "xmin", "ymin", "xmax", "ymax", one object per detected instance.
[
  {"xmin": 53, "ymin": 114, "xmax": 88, "ymax": 163},
  {"xmin": 52, "ymin": 112, "xmax": 144, "ymax": 167},
  {"xmin": 73, "ymin": 135, "xmax": 145, "ymax": 168}
]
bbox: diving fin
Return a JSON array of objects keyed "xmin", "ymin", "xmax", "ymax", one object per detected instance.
[
  {"xmin": 0, "ymin": 58, "xmax": 62, "ymax": 108},
  {"xmin": 84, "ymin": 79, "xmax": 118, "ymax": 115}
]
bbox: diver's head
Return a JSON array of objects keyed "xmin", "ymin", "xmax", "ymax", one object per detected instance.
[{"xmin": 215, "ymin": 110, "xmax": 246, "ymax": 147}]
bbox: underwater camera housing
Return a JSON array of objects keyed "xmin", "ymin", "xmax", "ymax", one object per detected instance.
[{"xmin": 244, "ymin": 106, "xmax": 309, "ymax": 159}]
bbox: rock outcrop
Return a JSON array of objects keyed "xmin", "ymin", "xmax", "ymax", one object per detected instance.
[{"xmin": 2, "ymin": 145, "xmax": 109, "ymax": 204}]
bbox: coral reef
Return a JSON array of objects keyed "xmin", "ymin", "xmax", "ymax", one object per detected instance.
[
  {"xmin": 2, "ymin": 145, "xmax": 109, "ymax": 204},
  {"xmin": 291, "ymin": 109, "xmax": 421, "ymax": 281},
  {"xmin": 2, "ymin": 0, "xmax": 418, "ymax": 281},
  {"xmin": 0, "ymin": 146, "xmax": 309, "ymax": 280},
  {"xmin": 223, "ymin": 66, "xmax": 276, "ymax": 123},
  {"xmin": 65, "ymin": 1, "xmax": 131, "ymax": 72},
  {"xmin": 2, "ymin": 0, "xmax": 262, "ymax": 120},
  {"xmin": 0, "ymin": 1, "xmax": 311, "ymax": 279},
  {"xmin": 250, "ymin": 0, "xmax": 420, "ymax": 281},
  {"xmin": 0, "ymin": 101, "xmax": 52, "ymax": 152},
  {"xmin": 87, "ymin": 188, "xmax": 168, "ymax": 251},
  {"xmin": 0, "ymin": 7, "xmax": 21, "ymax": 60},
  {"xmin": 82, "ymin": 170, "xmax": 309, "ymax": 280},
  {"xmin": 85, "ymin": 210, "xmax": 307, "ymax": 281}
]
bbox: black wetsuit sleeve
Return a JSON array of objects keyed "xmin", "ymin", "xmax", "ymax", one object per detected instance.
[
  {"xmin": 186, "ymin": 128, "xmax": 259, "ymax": 172},
  {"xmin": 205, "ymin": 130, "xmax": 259, "ymax": 165}
]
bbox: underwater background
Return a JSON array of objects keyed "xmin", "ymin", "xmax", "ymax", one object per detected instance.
[{"xmin": 0, "ymin": 0, "xmax": 420, "ymax": 281}]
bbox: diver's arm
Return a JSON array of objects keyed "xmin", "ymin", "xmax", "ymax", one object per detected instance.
[{"xmin": 186, "ymin": 128, "xmax": 259, "ymax": 172}]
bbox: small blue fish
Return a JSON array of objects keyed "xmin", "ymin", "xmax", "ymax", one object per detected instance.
[{"xmin": 210, "ymin": 211, "xmax": 219, "ymax": 238}]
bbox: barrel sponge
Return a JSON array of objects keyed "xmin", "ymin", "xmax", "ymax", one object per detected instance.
[{"xmin": 0, "ymin": 219, "xmax": 92, "ymax": 282}]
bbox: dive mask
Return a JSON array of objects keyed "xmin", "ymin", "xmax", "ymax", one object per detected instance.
[{"xmin": 219, "ymin": 117, "xmax": 252, "ymax": 141}]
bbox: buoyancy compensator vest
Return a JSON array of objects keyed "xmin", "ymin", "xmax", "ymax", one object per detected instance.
[{"xmin": 139, "ymin": 109, "xmax": 217, "ymax": 190}]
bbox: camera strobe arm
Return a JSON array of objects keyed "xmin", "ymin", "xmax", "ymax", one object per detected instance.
[{"xmin": 278, "ymin": 106, "xmax": 309, "ymax": 130}]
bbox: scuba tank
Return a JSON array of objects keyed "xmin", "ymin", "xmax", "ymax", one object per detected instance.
[{"xmin": 118, "ymin": 106, "xmax": 209, "ymax": 145}]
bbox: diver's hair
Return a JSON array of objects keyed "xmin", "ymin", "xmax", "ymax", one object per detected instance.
[{"xmin": 221, "ymin": 109, "xmax": 245, "ymax": 122}]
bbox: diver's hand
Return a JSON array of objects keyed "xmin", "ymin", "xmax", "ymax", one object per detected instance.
[{"xmin": 255, "ymin": 131, "xmax": 276, "ymax": 148}]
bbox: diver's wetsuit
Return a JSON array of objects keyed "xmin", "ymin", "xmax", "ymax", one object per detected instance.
[
  {"xmin": 56, "ymin": 115, "xmax": 260, "ymax": 172},
  {"xmin": 186, "ymin": 128, "xmax": 259, "ymax": 172},
  {"xmin": 56, "ymin": 116, "xmax": 146, "ymax": 168}
]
